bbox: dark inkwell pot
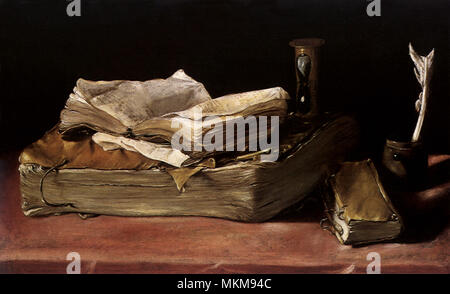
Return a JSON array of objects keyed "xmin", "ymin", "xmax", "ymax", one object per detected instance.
[
  {"xmin": 381, "ymin": 139, "xmax": 428, "ymax": 188},
  {"xmin": 381, "ymin": 44, "xmax": 435, "ymax": 189}
]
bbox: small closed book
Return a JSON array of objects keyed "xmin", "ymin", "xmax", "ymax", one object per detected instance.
[{"xmin": 321, "ymin": 159, "xmax": 403, "ymax": 245}]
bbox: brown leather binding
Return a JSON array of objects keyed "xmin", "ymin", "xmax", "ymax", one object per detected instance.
[{"xmin": 19, "ymin": 125, "xmax": 159, "ymax": 170}]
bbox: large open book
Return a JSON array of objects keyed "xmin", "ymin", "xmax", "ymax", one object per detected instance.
[
  {"xmin": 20, "ymin": 115, "xmax": 359, "ymax": 221},
  {"xmin": 60, "ymin": 70, "xmax": 289, "ymax": 146},
  {"xmin": 59, "ymin": 70, "xmax": 289, "ymax": 166}
]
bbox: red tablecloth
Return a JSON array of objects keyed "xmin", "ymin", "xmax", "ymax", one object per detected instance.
[{"xmin": 1, "ymin": 152, "xmax": 448, "ymax": 273}]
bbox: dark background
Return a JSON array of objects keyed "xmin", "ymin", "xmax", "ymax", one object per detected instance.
[{"xmin": 0, "ymin": 0, "xmax": 448, "ymax": 155}]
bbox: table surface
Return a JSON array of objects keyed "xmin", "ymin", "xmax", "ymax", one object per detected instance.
[{"xmin": 1, "ymin": 152, "xmax": 449, "ymax": 274}]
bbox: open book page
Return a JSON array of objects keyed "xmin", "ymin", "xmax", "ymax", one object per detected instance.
[
  {"xmin": 92, "ymin": 132, "xmax": 190, "ymax": 167},
  {"xmin": 162, "ymin": 87, "xmax": 290, "ymax": 119},
  {"xmin": 61, "ymin": 72, "xmax": 290, "ymax": 164},
  {"xmin": 60, "ymin": 91, "xmax": 128, "ymax": 135},
  {"xmin": 133, "ymin": 87, "xmax": 290, "ymax": 140},
  {"xmin": 60, "ymin": 69, "xmax": 212, "ymax": 135}
]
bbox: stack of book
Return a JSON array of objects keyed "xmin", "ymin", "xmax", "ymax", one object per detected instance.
[{"xmin": 19, "ymin": 70, "xmax": 360, "ymax": 222}]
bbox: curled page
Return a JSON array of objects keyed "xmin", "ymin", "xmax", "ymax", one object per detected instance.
[
  {"xmin": 92, "ymin": 133, "xmax": 190, "ymax": 168},
  {"xmin": 164, "ymin": 87, "xmax": 290, "ymax": 119},
  {"xmin": 60, "ymin": 69, "xmax": 212, "ymax": 134}
]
